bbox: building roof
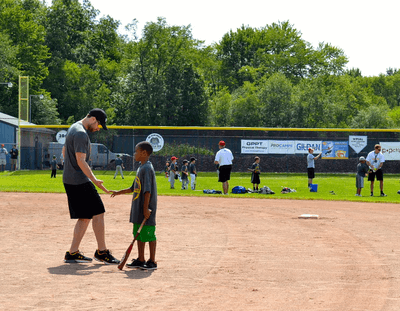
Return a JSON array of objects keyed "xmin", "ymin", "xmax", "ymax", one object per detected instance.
[
  {"xmin": 0, "ymin": 111, "xmax": 55, "ymax": 134},
  {"xmin": 0, "ymin": 112, "xmax": 35, "ymax": 127}
]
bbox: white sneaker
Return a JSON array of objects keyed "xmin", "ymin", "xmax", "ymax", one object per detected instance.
[{"xmin": 355, "ymin": 194, "xmax": 362, "ymax": 197}]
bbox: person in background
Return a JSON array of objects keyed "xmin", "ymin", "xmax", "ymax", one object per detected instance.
[
  {"xmin": 248, "ymin": 156, "xmax": 261, "ymax": 192},
  {"xmin": 51, "ymin": 155, "xmax": 58, "ymax": 178},
  {"xmin": 10, "ymin": 145, "xmax": 18, "ymax": 171},
  {"xmin": 366, "ymin": 144, "xmax": 386, "ymax": 197},
  {"xmin": 0, "ymin": 144, "xmax": 8, "ymax": 172},
  {"xmin": 214, "ymin": 141, "xmax": 234, "ymax": 195},
  {"xmin": 189, "ymin": 157, "xmax": 197, "ymax": 190},
  {"xmin": 307, "ymin": 147, "xmax": 322, "ymax": 188},
  {"xmin": 113, "ymin": 154, "xmax": 125, "ymax": 179},
  {"xmin": 163, "ymin": 161, "xmax": 170, "ymax": 178},
  {"xmin": 356, "ymin": 156, "xmax": 369, "ymax": 197},
  {"xmin": 181, "ymin": 160, "xmax": 189, "ymax": 190},
  {"xmin": 169, "ymin": 156, "xmax": 178, "ymax": 189}
]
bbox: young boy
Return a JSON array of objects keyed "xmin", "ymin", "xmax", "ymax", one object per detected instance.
[
  {"xmin": 356, "ymin": 156, "xmax": 369, "ymax": 196},
  {"xmin": 189, "ymin": 157, "xmax": 197, "ymax": 190},
  {"xmin": 247, "ymin": 156, "xmax": 261, "ymax": 192},
  {"xmin": 181, "ymin": 160, "xmax": 189, "ymax": 190},
  {"xmin": 111, "ymin": 141, "xmax": 157, "ymax": 270},
  {"xmin": 50, "ymin": 155, "xmax": 58, "ymax": 178}
]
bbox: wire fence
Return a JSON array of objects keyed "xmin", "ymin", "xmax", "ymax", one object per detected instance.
[{"xmin": 7, "ymin": 125, "xmax": 400, "ymax": 173}]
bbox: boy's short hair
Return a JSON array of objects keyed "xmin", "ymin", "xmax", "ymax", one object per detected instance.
[
  {"xmin": 254, "ymin": 156, "xmax": 260, "ymax": 161},
  {"xmin": 137, "ymin": 141, "xmax": 153, "ymax": 155}
]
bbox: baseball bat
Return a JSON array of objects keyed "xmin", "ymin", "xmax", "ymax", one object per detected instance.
[{"xmin": 118, "ymin": 210, "xmax": 151, "ymax": 270}]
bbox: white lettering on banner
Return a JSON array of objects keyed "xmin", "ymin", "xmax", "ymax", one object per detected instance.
[
  {"xmin": 349, "ymin": 136, "xmax": 367, "ymax": 154},
  {"xmin": 380, "ymin": 142, "xmax": 400, "ymax": 160},
  {"xmin": 241, "ymin": 140, "xmax": 268, "ymax": 154},
  {"xmin": 269, "ymin": 140, "xmax": 295, "ymax": 154},
  {"xmin": 294, "ymin": 141, "xmax": 322, "ymax": 154}
]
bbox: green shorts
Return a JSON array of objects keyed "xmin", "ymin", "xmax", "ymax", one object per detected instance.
[{"xmin": 133, "ymin": 223, "xmax": 156, "ymax": 242}]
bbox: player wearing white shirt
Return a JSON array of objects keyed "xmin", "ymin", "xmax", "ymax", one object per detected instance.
[
  {"xmin": 365, "ymin": 144, "xmax": 386, "ymax": 197},
  {"xmin": 214, "ymin": 140, "xmax": 234, "ymax": 195}
]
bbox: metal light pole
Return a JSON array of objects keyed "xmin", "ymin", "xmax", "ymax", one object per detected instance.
[
  {"xmin": 0, "ymin": 82, "xmax": 13, "ymax": 88},
  {"xmin": 29, "ymin": 94, "xmax": 44, "ymax": 123}
]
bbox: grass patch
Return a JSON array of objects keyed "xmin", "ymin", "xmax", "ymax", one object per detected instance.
[{"xmin": 1, "ymin": 170, "xmax": 399, "ymax": 203}]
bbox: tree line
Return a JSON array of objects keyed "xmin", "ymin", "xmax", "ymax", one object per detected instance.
[{"xmin": 0, "ymin": 0, "xmax": 399, "ymax": 128}]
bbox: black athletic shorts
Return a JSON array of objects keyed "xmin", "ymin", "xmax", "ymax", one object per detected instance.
[
  {"xmin": 64, "ymin": 182, "xmax": 105, "ymax": 219},
  {"xmin": 307, "ymin": 168, "xmax": 315, "ymax": 179},
  {"xmin": 368, "ymin": 169, "xmax": 383, "ymax": 181},
  {"xmin": 218, "ymin": 165, "xmax": 232, "ymax": 182}
]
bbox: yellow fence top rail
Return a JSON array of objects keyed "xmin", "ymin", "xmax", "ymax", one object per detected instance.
[{"xmin": 18, "ymin": 125, "xmax": 400, "ymax": 132}]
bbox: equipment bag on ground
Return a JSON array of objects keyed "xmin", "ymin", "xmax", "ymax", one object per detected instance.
[{"xmin": 232, "ymin": 186, "xmax": 247, "ymax": 194}]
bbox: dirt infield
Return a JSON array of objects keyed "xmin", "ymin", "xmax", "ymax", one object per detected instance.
[{"xmin": 1, "ymin": 192, "xmax": 400, "ymax": 310}]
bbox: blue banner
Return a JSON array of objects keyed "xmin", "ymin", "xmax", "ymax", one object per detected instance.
[{"xmin": 322, "ymin": 141, "xmax": 348, "ymax": 159}]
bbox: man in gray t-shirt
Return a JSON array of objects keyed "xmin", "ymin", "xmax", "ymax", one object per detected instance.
[
  {"xmin": 63, "ymin": 122, "xmax": 91, "ymax": 185},
  {"xmin": 62, "ymin": 108, "xmax": 120, "ymax": 265}
]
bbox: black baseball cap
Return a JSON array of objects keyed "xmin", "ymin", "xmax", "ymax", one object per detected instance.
[
  {"xmin": 88, "ymin": 108, "xmax": 108, "ymax": 130},
  {"xmin": 190, "ymin": 157, "xmax": 197, "ymax": 162}
]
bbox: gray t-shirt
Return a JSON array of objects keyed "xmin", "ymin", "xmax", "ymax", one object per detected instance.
[
  {"xmin": 307, "ymin": 153, "xmax": 315, "ymax": 168},
  {"xmin": 63, "ymin": 121, "xmax": 91, "ymax": 185},
  {"xmin": 357, "ymin": 162, "xmax": 369, "ymax": 177},
  {"xmin": 130, "ymin": 161, "xmax": 157, "ymax": 226}
]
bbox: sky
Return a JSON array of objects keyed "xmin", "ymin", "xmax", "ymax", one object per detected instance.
[{"xmin": 46, "ymin": 0, "xmax": 400, "ymax": 77}]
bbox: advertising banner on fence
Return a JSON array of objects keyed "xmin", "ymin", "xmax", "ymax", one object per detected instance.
[
  {"xmin": 322, "ymin": 141, "xmax": 349, "ymax": 159},
  {"xmin": 294, "ymin": 141, "xmax": 323, "ymax": 154},
  {"xmin": 380, "ymin": 142, "xmax": 400, "ymax": 160},
  {"xmin": 269, "ymin": 140, "xmax": 295, "ymax": 154},
  {"xmin": 349, "ymin": 135, "xmax": 367, "ymax": 154},
  {"xmin": 241, "ymin": 140, "xmax": 269, "ymax": 154}
]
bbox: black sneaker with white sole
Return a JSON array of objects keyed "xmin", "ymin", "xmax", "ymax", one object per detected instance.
[
  {"xmin": 94, "ymin": 249, "xmax": 120, "ymax": 264},
  {"xmin": 126, "ymin": 258, "xmax": 146, "ymax": 269},
  {"xmin": 64, "ymin": 251, "xmax": 93, "ymax": 263},
  {"xmin": 141, "ymin": 259, "xmax": 157, "ymax": 270},
  {"xmin": 380, "ymin": 193, "xmax": 387, "ymax": 197}
]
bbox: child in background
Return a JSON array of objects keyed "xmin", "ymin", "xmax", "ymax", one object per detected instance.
[
  {"xmin": 248, "ymin": 156, "xmax": 261, "ymax": 192},
  {"xmin": 169, "ymin": 156, "xmax": 178, "ymax": 189},
  {"xmin": 50, "ymin": 155, "xmax": 58, "ymax": 178},
  {"xmin": 164, "ymin": 161, "xmax": 170, "ymax": 178},
  {"xmin": 356, "ymin": 156, "xmax": 369, "ymax": 196},
  {"xmin": 111, "ymin": 141, "xmax": 158, "ymax": 270},
  {"xmin": 181, "ymin": 160, "xmax": 189, "ymax": 190},
  {"xmin": 189, "ymin": 157, "xmax": 197, "ymax": 190}
]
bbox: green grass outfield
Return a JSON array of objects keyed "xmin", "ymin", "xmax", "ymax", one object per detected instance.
[{"xmin": 1, "ymin": 170, "xmax": 399, "ymax": 203}]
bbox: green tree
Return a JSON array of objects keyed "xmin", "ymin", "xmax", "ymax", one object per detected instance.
[
  {"xmin": 350, "ymin": 104, "xmax": 394, "ymax": 128},
  {"xmin": 117, "ymin": 18, "xmax": 207, "ymax": 126},
  {"xmin": 257, "ymin": 73, "xmax": 294, "ymax": 127},
  {"xmin": 229, "ymin": 82, "xmax": 261, "ymax": 127},
  {"xmin": 208, "ymin": 88, "xmax": 232, "ymax": 126},
  {"xmin": 0, "ymin": 0, "xmax": 50, "ymax": 117},
  {"xmin": 216, "ymin": 21, "xmax": 348, "ymax": 90},
  {"xmin": 30, "ymin": 95, "xmax": 61, "ymax": 125}
]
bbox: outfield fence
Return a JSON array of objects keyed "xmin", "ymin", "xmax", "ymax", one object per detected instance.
[{"xmin": 6, "ymin": 126, "xmax": 400, "ymax": 173}]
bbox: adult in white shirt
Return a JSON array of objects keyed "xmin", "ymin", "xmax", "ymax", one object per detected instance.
[
  {"xmin": 366, "ymin": 144, "xmax": 386, "ymax": 197},
  {"xmin": 214, "ymin": 140, "xmax": 234, "ymax": 195}
]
